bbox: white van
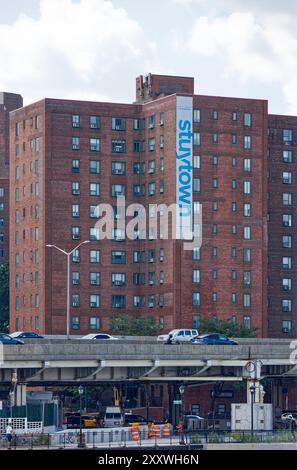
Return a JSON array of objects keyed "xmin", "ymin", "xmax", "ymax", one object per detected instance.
[
  {"xmin": 104, "ymin": 407, "xmax": 124, "ymax": 428},
  {"xmin": 157, "ymin": 329, "xmax": 198, "ymax": 344}
]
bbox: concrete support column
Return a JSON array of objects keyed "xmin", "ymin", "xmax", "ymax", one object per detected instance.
[
  {"xmin": 15, "ymin": 384, "xmax": 27, "ymax": 406},
  {"xmin": 246, "ymin": 380, "xmax": 264, "ymax": 404}
]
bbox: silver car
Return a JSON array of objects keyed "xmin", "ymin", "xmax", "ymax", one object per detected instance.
[{"xmin": 157, "ymin": 329, "xmax": 198, "ymax": 344}]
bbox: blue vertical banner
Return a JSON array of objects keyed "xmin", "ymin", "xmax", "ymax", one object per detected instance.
[{"xmin": 176, "ymin": 95, "xmax": 193, "ymax": 239}]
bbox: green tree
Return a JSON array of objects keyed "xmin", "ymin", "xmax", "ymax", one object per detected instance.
[
  {"xmin": 199, "ymin": 317, "xmax": 257, "ymax": 338},
  {"xmin": 110, "ymin": 315, "xmax": 158, "ymax": 336},
  {"xmin": 0, "ymin": 263, "xmax": 9, "ymax": 332}
]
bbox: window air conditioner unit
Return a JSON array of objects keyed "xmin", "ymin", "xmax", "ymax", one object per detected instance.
[
  {"xmin": 283, "ymin": 285, "xmax": 289, "ymax": 291},
  {"xmin": 149, "ymin": 280, "xmax": 154, "ymax": 285},
  {"xmin": 149, "ymin": 302, "xmax": 154, "ymax": 307},
  {"xmin": 283, "ymin": 328, "xmax": 289, "ymax": 333},
  {"xmin": 149, "ymin": 124, "xmax": 154, "ymax": 129},
  {"xmin": 148, "ymin": 168, "xmax": 154, "ymax": 174},
  {"xmin": 160, "ymin": 120, "xmax": 164, "ymax": 126},
  {"xmin": 115, "ymin": 303, "xmax": 120, "ymax": 308},
  {"xmin": 149, "ymin": 258, "xmax": 154, "ymax": 263},
  {"xmin": 160, "ymin": 279, "xmax": 163, "ymax": 285},
  {"xmin": 114, "ymin": 281, "xmax": 123, "ymax": 286},
  {"xmin": 160, "ymin": 187, "xmax": 164, "ymax": 193},
  {"xmin": 160, "ymin": 143, "xmax": 164, "ymax": 149},
  {"xmin": 115, "ymin": 145, "xmax": 122, "ymax": 152},
  {"xmin": 160, "ymin": 256, "xmax": 164, "ymax": 262}
]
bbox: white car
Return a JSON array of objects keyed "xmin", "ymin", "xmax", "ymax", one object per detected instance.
[
  {"xmin": 157, "ymin": 329, "xmax": 198, "ymax": 344},
  {"xmin": 80, "ymin": 333, "xmax": 119, "ymax": 340}
]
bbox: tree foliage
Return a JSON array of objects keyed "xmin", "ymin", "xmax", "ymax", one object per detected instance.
[
  {"xmin": 0, "ymin": 263, "xmax": 9, "ymax": 332},
  {"xmin": 199, "ymin": 317, "xmax": 257, "ymax": 338},
  {"xmin": 110, "ymin": 315, "xmax": 158, "ymax": 336}
]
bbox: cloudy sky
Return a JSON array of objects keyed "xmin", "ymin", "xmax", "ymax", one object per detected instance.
[{"xmin": 0, "ymin": 0, "xmax": 296, "ymax": 114}]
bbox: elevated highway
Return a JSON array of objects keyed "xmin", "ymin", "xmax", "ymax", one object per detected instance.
[{"xmin": 1, "ymin": 338, "xmax": 297, "ymax": 385}]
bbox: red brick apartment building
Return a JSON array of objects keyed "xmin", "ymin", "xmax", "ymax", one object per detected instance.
[
  {"xmin": 9, "ymin": 74, "xmax": 268, "ymax": 335},
  {"xmin": 0, "ymin": 92, "xmax": 23, "ymax": 265},
  {"xmin": 268, "ymin": 114, "xmax": 297, "ymax": 337}
]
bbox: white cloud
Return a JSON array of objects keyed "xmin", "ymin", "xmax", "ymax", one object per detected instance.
[
  {"xmin": 184, "ymin": 11, "xmax": 297, "ymax": 114},
  {"xmin": 0, "ymin": 0, "xmax": 157, "ymax": 104}
]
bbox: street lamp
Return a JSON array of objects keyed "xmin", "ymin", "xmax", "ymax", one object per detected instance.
[
  {"xmin": 46, "ymin": 240, "xmax": 90, "ymax": 339},
  {"xmin": 179, "ymin": 385, "xmax": 185, "ymax": 444},
  {"xmin": 78, "ymin": 385, "xmax": 84, "ymax": 448},
  {"xmin": 249, "ymin": 384, "xmax": 256, "ymax": 436}
]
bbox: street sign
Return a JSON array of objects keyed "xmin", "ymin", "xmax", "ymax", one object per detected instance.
[{"xmin": 173, "ymin": 400, "xmax": 182, "ymax": 405}]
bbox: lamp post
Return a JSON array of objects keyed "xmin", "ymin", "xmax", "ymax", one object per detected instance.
[
  {"xmin": 78, "ymin": 385, "xmax": 84, "ymax": 448},
  {"xmin": 179, "ymin": 385, "xmax": 185, "ymax": 444},
  {"xmin": 46, "ymin": 240, "xmax": 90, "ymax": 339},
  {"xmin": 249, "ymin": 384, "xmax": 256, "ymax": 437}
]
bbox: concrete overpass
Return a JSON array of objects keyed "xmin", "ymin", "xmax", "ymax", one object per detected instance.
[{"xmin": 1, "ymin": 338, "xmax": 297, "ymax": 385}]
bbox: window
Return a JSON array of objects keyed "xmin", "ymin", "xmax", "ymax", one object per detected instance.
[
  {"xmin": 72, "ymin": 272, "xmax": 80, "ymax": 285},
  {"xmin": 72, "ymin": 204, "xmax": 80, "ymax": 217},
  {"xmin": 244, "ymin": 158, "xmax": 251, "ymax": 172},
  {"xmin": 112, "ymin": 140, "xmax": 126, "ymax": 153},
  {"xmin": 191, "ymin": 403, "xmax": 201, "ymax": 415},
  {"xmin": 232, "ymin": 179, "xmax": 237, "ymax": 190},
  {"xmin": 112, "ymin": 273, "xmax": 126, "ymax": 286},
  {"xmin": 89, "ymin": 160, "xmax": 100, "ymax": 174},
  {"xmin": 231, "ymin": 134, "xmax": 237, "ymax": 144},
  {"xmin": 133, "ymin": 118, "xmax": 145, "ymax": 130},
  {"xmin": 89, "ymin": 116, "xmax": 100, "ymax": 129},
  {"xmin": 90, "ymin": 250, "xmax": 100, "ymax": 263},
  {"xmin": 72, "ymin": 249, "xmax": 80, "ymax": 263},
  {"xmin": 72, "ymin": 294, "xmax": 80, "ymax": 307},
  {"xmin": 244, "ymin": 293, "xmax": 251, "ymax": 308},
  {"xmin": 213, "ymin": 178, "xmax": 218, "ymax": 189},
  {"xmin": 72, "ymin": 317, "xmax": 80, "ymax": 330},
  {"xmin": 112, "ymin": 228, "xmax": 125, "ymax": 241},
  {"xmin": 283, "ymin": 172, "xmax": 292, "ymax": 184},
  {"xmin": 231, "ymin": 293, "xmax": 237, "ymax": 304},
  {"xmin": 72, "ymin": 137, "xmax": 80, "ymax": 150},
  {"xmin": 282, "ymin": 320, "xmax": 292, "ymax": 333},
  {"xmin": 112, "ymin": 184, "xmax": 125, "ymax": 197},
  {"xmin": 72, "ymin": 159, "xmax": 80, "ymax": 173},
  {"xmin": 133, "ymin": 162, "xmax": 145, "ymax": 174},
  {"xmin": 193, "ymin": 269, "xmax": 200, "ymax": 283},
  {"xmin": 89, "ymin": 205, "xmax": 99, "ymax": 218},
  {"xmin": 148, "ymin": 160, "xmax": 156, "ymax": 174},
  {"xmin": 244, "ymin": 113, "xmax": 252, "ymax": 127},
  {"xmin": 111, "ymin": 161, "xmax": 126, "ymax": 175},
  {"xmin": 148, "ymin": 295, "xmax": 156, "ymax": 308},
  {"xmin": 112, "ymin": 117, "xmax": 126, "ymax": 131},
  {"xmin": 89, "ymin": 138, "xmax": 100, "ymax": 152},
  {"xmin": 212, "ymin": 201, "xmax": 218, "ymax": 211},
  {"xmin": 72, "ymin": 182, "xmax": 80, "ymax": 195},
  {"xmin": 133, "ymin": 251, "xmax": 145, "ymax": 263},
  {"xmin": 244, "ymin": 181, "xmax": 251, "ymax": 194},
  {"xmin": 282, "ymin": 278, "xmax": 292, "ymax": 291},
  {"xmin": 243, "ymin": 316, "xmax": 251, "ymax": 329},
  {"xmin": 192, "ymin": 292, "xmax": 200, "ymax": 307},
  {"xmin": 283, "ymin": 235, "xmax": 292, "ymax": 248},
  {"xmin": 112, "ymin": 295, "xmax": 126, "ymax": 308},
  {"xmin": 159, "ymin": 112, "xmax": 164, "ymax": 126},
  {"xmin": 133, "ymin": 273, "xmax": 145, "ymax": 285},
  {"xmin": 212, "ymin": 292, "xmax": 217, "ymax": 302},
  {"xmin": 90, "ymin": 183, "xmax": 100, "ymax": 196},
  {"xmin": 231, "ymin": 270, "xmax": 237, "ymax": 281},
  {"xmin": 283, "ymin": 193, "xmax": 292, "ymax": 206},
  {"xmin": 149, "ymin": 272, "xmax": 155, "ymax": 285},
  {"xmin": 244, "ymin": 271, "xmax": 251, "ymax": 286},
  {"xmin": 0, "ymin": 188, "xmax": 4, "ymax": 197},
  {"xmin": 90, "ymin": 294, "xmax": 100, "ymax": 308},
  {"xmin": 283, "ymin": 214, "xmax": 292, "ymax": 227},
  {"xmin": 244, "ymin": 135, "xmax": 251, "ymax": 149},
  {"xmin": 212, "ymin": 110, "xmax": 218, "ymax": 120},
  {"xmin": 193, "ymin": 178, "xmax": 200, "ymax": 192},
  {"xmin": 193, "ymin": 109, "xmax": 200, "ymax": 123},
  {"xmin": 212, "ymin": 133, "xmax": 218, "ymax": 144},
  {"xmin": 282, "ymin": 299, "xmax": 292, "ymax": 312},
  {"xmin": 213, "ymin": 155, "xmax": 218, "ymax": 166},
  {"xmin": 231, "ymin": 225, "xmax": 237, "ymax": 235},
  {"xmin": 89, "ymin": 317, "xmax": 100, "ymax": 330},
  {"xmin": 243, "ymin": 248, "xmax": 251, "ymax": 263},
  {"xmin": 232, "ymin": 156, "xmax": 237, "ymax": 167},
  {"xmin": 148, "ymin": 114, "xmax": 155, "ymax": 128},
  {"xmin": 134, "ymin": 140, "xmax": 145, "ymax": 152},
  {"xmin": 148, "ymin": 138, "xmax": 156, "ymax": 151},
  {"xmin": 72, "ymin": 115, "xmax": 80, "ymax": 128},
  {"xmin": 232, "ymin": 111, "xmax": 237, "ymax": 121},
  {"xmin": 283, "ymin": 129, "xmax": 293, "ymax": 143},
  {"xmin": 89, "ymin": 272, "xmax": 101, "ymax": 286},
  {"xmin": 283, "ymin": 256, "xmax": 292, "ymax": 270},
  {"xmin": 111, "ymin": 251, "xmax": 126, "ymax": 264},
  {"xmin": 149, "ymin": 182, "xmax": 156, "ymax": 196},
  {"xmin": 133, "ymin": 295, "xmax": 145, "ymax": 307},
  {"xmin": 212, "ymin": 224, "xmax": 218, "ymax": 235},
  {"xmin": 89, "ymin": 228, "xmax": 100, "ymax": 241},
  {"xmin": 283, "ymin": 150, "xmax": 293, "ymax": 163},
  {"xmin": 212, "ymin": 247, "xmax": 218, "ymax": 257},
  {"xmin": 244, "ymin": 203, "xmax": 251, "ymax": 217},
  {"xmin": 193, "ymin": 133, "xmax": 200, "ymax": 146},
  {"xmin": 244, "ymin": 226, "xmax": 251, "ymax": 240}
]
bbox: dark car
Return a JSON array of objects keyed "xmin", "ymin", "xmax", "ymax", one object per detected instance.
[
  {"xmin": 191, "ymin": 334, "xmax": 238, "ymax": 345},
  {"xmin": 65, "ymin": 412, "xmax": 98, "ymax": 428},
  {"xmin": 124, "ymin": 414, "xmax": 151, "ymax": 426},
  {"xmin": 10, "ymin": 331, "xmax": 44, "ymax": 339},
  {"xmin": 0, "ymin": 333, "xmax": 24, "ymax": 345}
]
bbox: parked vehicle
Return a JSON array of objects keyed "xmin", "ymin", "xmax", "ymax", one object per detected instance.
[
  {"xmin": 191, "ymin": 333, "xmax": 238, "ymax": 345},
  {"xmin": 65, "ymin": 412, "xmax": 98, "ymax": 428},
  {"xmin": 124, "ymin": 413, "xmax": 151, "ymax": 426},
  {"xmin": 103, "ymin": 406, "xmax": 124, "ymax": 427},
  {"xmin": 80, "ymin": 333, "xmax": 119, "ymax": 340},
  {"xmin": 0, "ymin": 333, "xmax": 24, "ymax": 345},
  {"xmin": 281, "ymin": 412, "xmax": 297, "ymax": 428},
  {"xmin": 10, "ymin": 331, "xmax": 44, "ymax": 339},
  {"xmin": 157, "ymin": 329, "xmax": 198, "ymax": 344}
]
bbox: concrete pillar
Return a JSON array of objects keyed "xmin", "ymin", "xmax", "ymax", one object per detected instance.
[
  {"xmin": 246, "ymin": 380, "xmax": 264, "ymax": 404},
  {"xmin": 15, "ymin": 384, "xmax": 27, "ymax": 406}
]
